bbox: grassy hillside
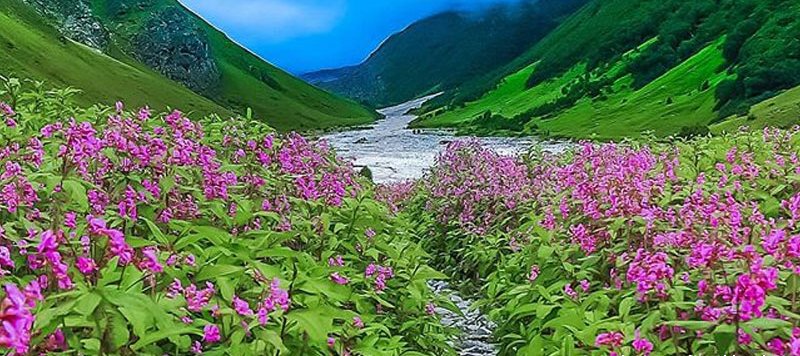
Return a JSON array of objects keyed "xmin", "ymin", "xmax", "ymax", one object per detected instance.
[
  {"xmin": 0, "ymin": 1, "xmax": 232, "ymax": 117},
  {"xmin": 416, "ymin": 38, "xmax": 745, "ymax": 139},
  {"xmin": 537, "ymin": 39, "xmax": 728, "ymax": 139},
  {"xmin": 415, "ymin": 0, "xmax": 800, "ymax": 139},
  {"xmin": 304, "ymin": 0, "xmax": 587, "ymax": 108},
  {"xmin": 0, "ymin": 0, "xmax": 376, "ymax": 131},
  {"xmin": 713, "ymin": 85, "xmax": 800, "ymax": 134},
  {"xmin": 414, "ymin": 0, "xmax": 800, "ymax": 138}
]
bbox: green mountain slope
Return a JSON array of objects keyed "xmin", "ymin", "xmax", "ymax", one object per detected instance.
[
  {"xmin": 414, "ymin": 0, "xmax": 800, "ymax": 139},
  {"xmin": 303, "ymin": 0, "xmax": 587, "ymax": 108},
  {"xmin": 0, "ymin": 0, "xmax": 376, "ymax": 131}
]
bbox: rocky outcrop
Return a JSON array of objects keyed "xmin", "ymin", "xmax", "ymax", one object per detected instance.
[
  {"xmin": 105, "ymin": 0, "xmax": 156, "ymax": 18},
  {"xmin": 132, "ymin": 6, "xmax": 220, "ymax": 93},
  {"xmin": 23, "ymin": 0, "xmax": 108, "ymax": 50}
]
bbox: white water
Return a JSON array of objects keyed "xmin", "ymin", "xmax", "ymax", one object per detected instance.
[{"xmin": 322, "ymin": 94, "xmax": 568, "ymax": 183}]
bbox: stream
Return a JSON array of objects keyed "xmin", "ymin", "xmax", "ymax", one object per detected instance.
[
  {"xmin": 322, "ymin": 96, "xmax": 567, "ymax": 354},
  {"xmin": 322, "ymin": 94, "xmax": 568, "ymax": 183}
]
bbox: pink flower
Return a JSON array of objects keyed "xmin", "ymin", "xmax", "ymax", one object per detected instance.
[
  {"xmin": 76, "ymin": 256, "xmax": 97, "ymax": 275},
  {"xmin": 42, "ymin": 329, "xmax": 66, "ymax": 352},
  {"xmin": 738, "ymin": 329, "xmax": 752, "ymax": 345},
  {"xmin": 632, "ymin": 330, "xmax": 653, "ymax": 355},
  {"xmin": 232, "ymin": 295, "xmax": 253, "ymax": 316},
  {"xmin": 595, "ymin": 331, "xmax": 624, "ymax": 348},
  {"xmin": 0, "ymin": 247, "xmax": 15, "ymax": 272},
  {"xmin": 203, "ymin": 324, "xmax": 221, "ymax": 343},
  {"xmin": 185, "ymin": 283, "xmax": 215, "ymax": 312},
  {"xmin": 426, "ymin": 302, "xmax": 436, "ymax": 316},
  {"xmin": 257, "ymin": 307, "xmax": 269, "ymax": 326},
  {"xmin": 353, "ymin": 316, "xmax": 364, "ymax": 329},
  {"xmin": 626, "ymin": 249, "xmax": 674, "ymax": 300},
  {"xmin": 564, "ymin": 283, "xmax": 578, "ymax": 299},
  {"xmin": 579, "ymin": 279, "xmax": 590, "ymax": 293},
  {"xmin": 327, "ymin": 336, "xmax": 335, "ymax": 348},
  {"xmin": 104, "ymin": 228, "xmax": 134, "ymax": 266},
  {"xmin": 0, "ymin": 283, "xmax": 35, "ymax": 354},
  {"xmin": 328, "ymin": 255, "xmax": 344, "ymax": 267},
  {"xmin": 330, "ymin": 272, "xmax": 349, "ymax": 285},
  {"xmin": 190, "ymin": 340, "xmax": 202, "ymax": 354},
  {"xmin": 64, "ymin": 212, "xmax": 77, "ymax": 229},
  {"xmin": 528, "ymin": 265, "xmax": 540, "ymax": 282},
  {"xmin": 184, "ymin": 254, "xmax": 196, "ymax": 267},
  {"xmin": 768, "ymin": 338, "xmax": 787, "ymax": 355},
  {"xmin": 138, "ymin": 247, "xmax": 163, "ymax": 273}
]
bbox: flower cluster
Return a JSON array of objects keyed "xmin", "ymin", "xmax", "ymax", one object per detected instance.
[
  {"xmin": 0, "ymin": 93, "xmax": 446, "ymax": 355},
  {"xmin": 391, "ymin": 127, "xmax": 800, "ymax": 355}
]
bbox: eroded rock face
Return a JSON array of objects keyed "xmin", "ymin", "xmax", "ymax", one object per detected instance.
[
  {"xmin": 105, "ymin": 0, "xmax": 156, "ymax": 18},
  {"xmin": 24, "ymin": 0, "xmax": 109, "ymax": 50},
  {"xmin": 132, "ymin": 6, "xmax": 220, "ymax": 93}
]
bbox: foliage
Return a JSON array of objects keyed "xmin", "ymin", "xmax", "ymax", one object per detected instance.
[
  {"xmin": 387, "ymin": 126, "xmax": 800, "ymax": 355},
  {"xmin": 0, "ymin": 81, "xmax": 452, "ymax": 355}
]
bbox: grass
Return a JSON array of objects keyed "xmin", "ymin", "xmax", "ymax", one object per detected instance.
[
  {"xmin": 712, "ymin": 85, "xmax": 800, "ymax": 134},
  {"xmin": 415, "ymin": 63, "xmax": 584, "ymax": 128},
  {"xmin": 0, "ymin": 1, "xmax": 232, "ymax": 119},
  {"xmin": 538, "ymin": 38, "xmax": 729, "ymax": 139},
  {"xmin": 0, "ymin": 0, "xmax": 377, "ymax": 131},
  {"xmin": 417, "ymin": 37, "xmax": 733, "ymax": 139}
]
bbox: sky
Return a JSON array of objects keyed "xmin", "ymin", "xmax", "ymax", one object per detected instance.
[{"xmin": 180, "ymin": 0, "xmax": 521, "ymax": 74}]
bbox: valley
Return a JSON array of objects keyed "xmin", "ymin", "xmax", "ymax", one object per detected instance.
[{"xmin": 1, "ymin": 0, "xmax": 800, "ymax": 354}]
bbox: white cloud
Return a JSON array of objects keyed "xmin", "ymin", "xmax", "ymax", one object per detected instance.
[{"xmin": 180, "ymin": 0, "xmax": 346, "ymax": 41}]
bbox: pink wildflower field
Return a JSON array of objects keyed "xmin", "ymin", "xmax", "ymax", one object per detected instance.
[{"xmin": 3, "ymin": 83, "xmax": 800, "ymax": 355}]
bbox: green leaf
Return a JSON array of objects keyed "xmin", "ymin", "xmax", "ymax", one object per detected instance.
[
  {"xmin": 713, "ymin": 331, "xmax": 735, "ymax": 353},
  {"xmin": 196, "ymin": 264, "xmax": 245, "ymax": 281},
  {"xmin": 663, "ymin": 320, "xmax": 714, "ymax": 330},
  {"xmin": 62, "ymin": 179, "xmax": 89, "ymax": 210},
  {"xmin": 131, "ymin": 327, "xmax": 199, "ymax": 350},
  {"xmin": 108, "ymin": 311, "xmax": 131, "ymax": 350},
  {"xmin": 413, "ymin": 265, "xmax": 448, "ymax": 281},
  {"xmin": 288, "ymin": 310, "xmax": 332, "ymax": 343},
  {"xmin": 744, "ymin": 317, "xmax": 793, "ymax": 330},
  {"xmin": 217, "ymin": 277, "xmax": 236, "ymax": 302},
  {"xmin": 141, "ymin": 217, "xmax": 170, "ymax": 245},
  {"xmin": 538, "ymin": 245, "xmax": 555, "ymax": 259},
  {"xmin": 81, "ymin": 338, "xmax": 101, "ymax": 353},
  {"xmin": 619, "ymin": 297, "xmax": 635, "ymax": 319},
  {"xmin": 74, "ymin": 291, "xmax": 102, "ymax": 316}
]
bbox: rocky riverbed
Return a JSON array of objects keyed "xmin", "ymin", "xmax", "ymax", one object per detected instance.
[
  {"xmin": 322, "ymin": 94, "xmax": 568, "ymax": 183},
  {"xmin": 430, "ymin": 281, "xmax": 497, "ymax": 355}
]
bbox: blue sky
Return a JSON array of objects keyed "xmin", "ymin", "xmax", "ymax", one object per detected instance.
[{"xmin": 180, "ymin": 0, "xmax": 521, "ymax": 74}]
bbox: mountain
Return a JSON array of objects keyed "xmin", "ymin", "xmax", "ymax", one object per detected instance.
[
  {"xmin": 302, "ymin": 0, "xmax": 588, "ymax": 108},
  {"xmin": 0, "ymin": 0, "xmax": 377, "ymax": 131},
  {"xmin": 412, "ymin": 0, "xmax": 800, "ymax": 139}
]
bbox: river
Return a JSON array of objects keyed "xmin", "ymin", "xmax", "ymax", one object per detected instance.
[{"xmin": 322, "ymin": 94, "xmax": 569, "ymax": 183}]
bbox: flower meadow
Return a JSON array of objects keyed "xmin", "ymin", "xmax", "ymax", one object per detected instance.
[
  {"xmin": 4, "ymin": 79, "xmax": 800, "ymax": 356},
  {"xmin": 0, "ymin": 82, "xmax": 454, "ymax": 355},
  {"xmin": 389, "ymin": 128, "xmax": 800, "ymax": 355}
]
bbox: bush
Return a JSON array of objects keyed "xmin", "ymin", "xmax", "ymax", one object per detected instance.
[
  {"xmin": 0, "ymin": 81, "xmax": 453, "ymax": 355},
  {"xmin": 386, "ymin": 128, "xmax": 800, "ymax": 355},
  {"xmin": 677, "ymin": 124, "xmax": 710, "ymax": 138}
]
